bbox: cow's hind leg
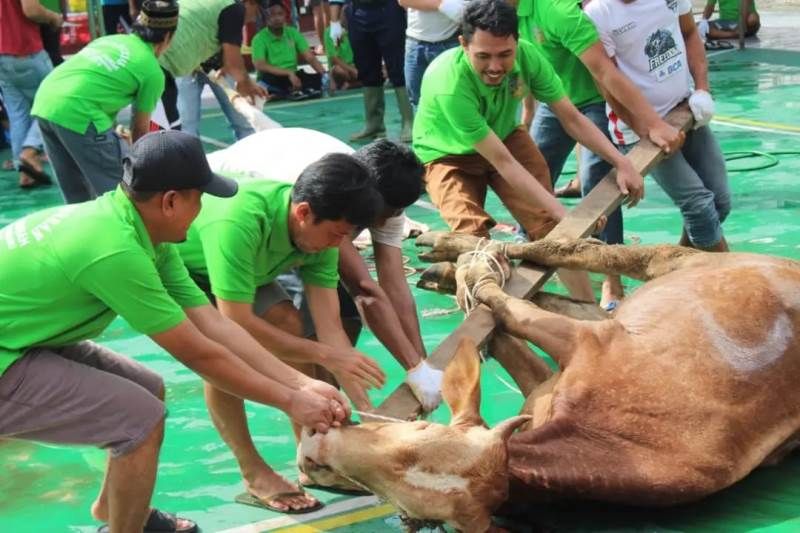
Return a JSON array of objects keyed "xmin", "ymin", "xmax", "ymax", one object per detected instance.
[{"xmin": 507, "ymin": 238, "xmax": 702, "ymax": 281}]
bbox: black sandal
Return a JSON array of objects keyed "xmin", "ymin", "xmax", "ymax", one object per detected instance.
[{"xmin": 96, "ymin": 508, "xmax": 198, "ymax": 533}]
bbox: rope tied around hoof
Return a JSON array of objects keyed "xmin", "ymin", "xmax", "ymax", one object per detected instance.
[{"xmin": 459, "ymin": 238, "xmax": 510, "ymax": 316}]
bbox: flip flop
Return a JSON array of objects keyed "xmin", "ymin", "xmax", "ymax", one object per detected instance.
[
  {"xmin": 97, "ymin": 508, "xmax": 198, "ymax": 533},
  {"xmin": 235, "ymin": 490, "xmax": 324, "ymax": 514},
  {"xmin": 601, "ymin": 300, "xmax": 619, "ymax": 312},
  {"xmin": 17, "ymin": 161, "xmax": 52, "ymax": 185}
]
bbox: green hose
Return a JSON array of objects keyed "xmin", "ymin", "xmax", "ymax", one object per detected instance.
[{"xmin": 724, "ymin": 150, "xmax": 800, "ymax": 172}]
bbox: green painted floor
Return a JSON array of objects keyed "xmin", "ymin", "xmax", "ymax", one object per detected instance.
[{"xmin": 2, "ymin": 45, "xmax": 800, "ymax": 532}]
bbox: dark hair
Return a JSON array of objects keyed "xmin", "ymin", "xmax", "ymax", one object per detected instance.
[
  {"xmin": 131, "ymin": 24, "xmax": 173, "ymax": 43},
  {"xmin": 353, "ymin": 139, "xmax": 423, "ymax": 210},
  {"xmin": 266, "ymin": 0, "xmax": 285, "ymax": 10},
  {"xmin": 461, "ymin": 0, "xmax": 519, "ymax": 43},
  {"xmin": 291, "ymin": 153, "xmax": 384, "ymax": 227},
  {"xmin": 121, "ymin": 179, "xmax": 159, "ymax": 202}
]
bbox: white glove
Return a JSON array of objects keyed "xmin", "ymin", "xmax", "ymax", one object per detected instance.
[
  {"xmin": 697, "ymin": 18, "xmax": 710, "ymax": 42},
  {"xmin": 438, "ymin": 0, "xmax": 464, "ymax": 22},
  {"xmin": 329, "ymin": 21, "xmax": 344, "ymax": 45},
  {"xmin": 688, "ymin": 89, "xmax": 715, "ymax": 129},
  {"xmin": 405, "ymin": 360, "xmax": 444, "ymax": 413}
]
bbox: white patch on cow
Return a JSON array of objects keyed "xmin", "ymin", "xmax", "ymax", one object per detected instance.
[
  {"xmin": 403, "ymin": 467, "xmax": 468, "ymax": 493},
  {"xmin": 702, "ymin": 309, "xmax": 792, "ymax": 372}
]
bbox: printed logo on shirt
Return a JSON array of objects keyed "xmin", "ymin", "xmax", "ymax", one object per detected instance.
[
  {"xmin": 83, "ymin": 41, "xmax": 131, "ymax": 72},
  {"xmin": 665, "ymin": 0, "xmax": 679, "ymax": 12},
  {"xmin": 0, "ymin": 206, "xmax": 77, "ymax": 250},
  {"xmin": 612, "ymin": 21, "xmax": 637, "ymax": 36},
  {"xmin": 507, "ymin": 73, "xmax": 528, "ymax": 99},
  {"xmin": 644, "ymin": 28, "xmax": 682, "ymax": 81}
]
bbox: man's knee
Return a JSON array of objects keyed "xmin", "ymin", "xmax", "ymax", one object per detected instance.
[{"xmin": 682, "ymin": 194, "xmax": 724, "ymax": 248}]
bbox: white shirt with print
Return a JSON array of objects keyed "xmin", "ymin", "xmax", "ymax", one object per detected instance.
[
  {"xmin": 584, "ymin": 0, "xmax": 693, "ymax": 145},
  {"xmin": 205, "ymin": 128, "xmax": 406, "ymax": 248}
]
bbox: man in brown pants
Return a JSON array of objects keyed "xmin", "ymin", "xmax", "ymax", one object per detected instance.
[{"xmin": 412, "ymin": 0, "xmax": 644, "ymax": 301}]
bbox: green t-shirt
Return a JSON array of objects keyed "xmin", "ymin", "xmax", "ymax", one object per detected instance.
[
  {"xmin": 251, "ymin": 26, "xmax": 309, "ymax": 76},
  {"xmin": 323, "ymin": 27, "xmax": 354, "ymax": 66},
  {"xmin": 412, "ymin": 40, "xmax": 566, "ymax": 164},
  {"xmin": 0, "ymin": 188, "xmax": 209, "ymax": 375},
  {"xmin": 715, "ymin": 0, "xmax": 757, "ymax": 20},
  {"xmin": 518, "ymin": 0, "xmax": 604, "ymax": 108},
  {"xmin": 32, "ymin": 34, "xmax": 164, "ymax": 135},
  {"xmin": 179, "ymin": 180, "xmax": 340, "ymax": 304}
]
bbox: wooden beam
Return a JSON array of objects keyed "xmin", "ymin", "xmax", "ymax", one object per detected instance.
[{"xmin": 375, "ymin": 104, "xmax": 694, "ymax": 420}]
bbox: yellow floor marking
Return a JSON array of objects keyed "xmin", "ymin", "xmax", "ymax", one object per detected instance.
[
  {"xmin": 714, "ymin": 115, "xmax": 800, "ymax": 134},
  {"xmin": 273, "ymin": 503, "xmax": 397, "ymax": 533}
]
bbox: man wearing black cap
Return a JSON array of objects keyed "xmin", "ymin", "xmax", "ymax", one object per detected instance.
[
  {"xmin": 0, "ymin": 131, "xmax": 349, "ymax": 533},
  {"xmin": 32, "ymin": 0, "xmax": 180, "ymax": 204}
]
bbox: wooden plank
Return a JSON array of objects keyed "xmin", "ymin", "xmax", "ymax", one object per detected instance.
[{"xmin": 375, "ymin": 104, "xmax": 694, "ymax": 420}]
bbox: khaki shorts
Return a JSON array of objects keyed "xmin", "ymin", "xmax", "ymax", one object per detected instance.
[
  {"xmin": 424, "ymin": 127, "xmax": 558, "ymax": 240},
  {"xmin": 0, "ymin": 341, "xmax": 165, "ymax": 457}
]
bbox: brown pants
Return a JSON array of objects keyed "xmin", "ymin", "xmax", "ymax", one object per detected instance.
[{"xmin": 424, "ymin": 127, "xmax": 557, "ymax": 240}]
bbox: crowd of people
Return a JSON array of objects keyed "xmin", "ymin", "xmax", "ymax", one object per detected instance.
[{"xmin": 0, "ymin": 0, "xmax": 747, "ymax": 530}]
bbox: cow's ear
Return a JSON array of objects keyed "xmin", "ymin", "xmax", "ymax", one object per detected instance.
[
  {"xmin": 492, "ymin": 415, "xmax": 531, "ymax": 442},
  {"xmin": 443, "ymin": 338, "xmax": 486, "ymax": 428}
]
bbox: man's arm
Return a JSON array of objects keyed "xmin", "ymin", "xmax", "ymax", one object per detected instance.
[
  {"xmin": 306, "ymin": 284, "xmax": 385, "ymax": 410},
  {"xmin": 221, "ymin": 43, "xmax": 269, "ymax": 100},
  {"xmin": 372, "ymin": 242, "xmax": 427, "ymax": 360},
  {"xmin": 130, "ymin": 110, "xmax": 152, "ymax": 142},
  {"xmin": 702, "ymin": 0, "xmax": 716, "ymax": 20},
  {"xmin": 681, "ymin": 13, "xmax": 709, "ymax": 91},
  {"xmin": 20, "ymin": 0, "xmax": 62, "ymax": 26},
  {"xmin": 300, "ymin": 50, "xmax": 327, "ymax": 76},
  {"xmin": 216, "ymin": 296, "xmax": 385, "ymax": 390},
  {"xmin": 473, "ymin": 131, "xmax": 567, "ymax": 220},
  {"xmin": 521, "ymin": 95, "xmax": 536, "ymax": 130},
  {"xmin": 338, "ymin": 240, "xmax": 423, "ymax": 370},
  {"xmin": 548, "ymin": 96, "xmax": 644, "ymax": 206},
  {"xmin": 151, "ymin": 317, "xmax": 347, "ymax": 431},
  {"xmin": 580, "ymin": 43, "xmax": 683, "ymax": 154}
]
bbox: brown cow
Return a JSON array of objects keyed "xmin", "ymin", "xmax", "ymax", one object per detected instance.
[{"xmin": 300, "ymin": 235, "xmax": 800, "ymax": 531}]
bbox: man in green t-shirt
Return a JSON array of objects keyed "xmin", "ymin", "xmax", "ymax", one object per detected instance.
[
  {"xmin": 0, "ymin": 131, "xmax": 349, "ymax": 533},
  {"xmin": 413, "ymin": 0, "xmax": 643, "ymax": 302},
  {"xmin": 700, "ymin": 0, "xmax": 759, "ymax": 40},
  {"xmin": 251, "ymin": 0, "xmax": 328, "ymax": 100},
  {"xmin": 32, "ymin": 0, "xmax": 178, "ymax": 204},
  {"xmin": 323, "ymin": 13, "xmax": 358, "ymax": 93},
  {"xmin": 516, "ymin": 0, "xmax": 685, "ymax": 310},
  {"xmin": 178, "ymin": 153, "xmax": 388, "ymax": 512}
]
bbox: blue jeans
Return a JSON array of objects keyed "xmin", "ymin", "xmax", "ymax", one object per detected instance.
[
  {"xmin": 0, "ymin": 51, "xmax": 52, "ymax": 165},
  {"xmin": 620, "ymin": 125, "xmax": 731, "ymax": 248},
  {"xmin": 404, "ymin": 35, "xmax": 459, "ymax": 110},
  {"xmin": 530, "ymin": 101, "xmax": 622, "ymax": 245},
  {"xmin": 176, "ymin": 71, "xmax": 255, "ymax": 141},
  {"xmin": 38, "ymin": 118, "xmax": 127, "ymax": 204}
]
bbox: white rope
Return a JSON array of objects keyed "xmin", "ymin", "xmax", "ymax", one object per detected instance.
[
  {"xmin": 459, "ymin": 239, "xmax": 509, "ymax": 316},
  {"xmin": 353, "ymin": 410, "xmax": 408, "ymax": 424}
]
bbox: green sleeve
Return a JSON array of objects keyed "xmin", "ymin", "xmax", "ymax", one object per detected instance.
[
  {"xmin": 74, "ymin": 249, "xmax": 188, "ymax": 336},
  {"xmin": 251, "ymin": 30, "xmax": 268, "ymax": 62},
  {"xmin": 518, "ymin": 40, "xmax": 566, "ymax": 104},
  {"xmin": 202, "ymin": 219, "xmax": 261, "ymax": 303},
  {"xmin": 134, "ymin": 60, "xmax": 165, "ymax": 114},
  {"xmin": 543, "ymin": 3, "xmax": 600, "ymax": 58},
  {"xmin": 435, "ymin": 92, "xmax": 491, "ymax": 147},
  {"xmin": 298, "ymin": 247, "xmax": 340, "ymax": 289},
  {"xmin": 155, "ymin": 244, "xmax": 209, "ymax": 308},
  {"xmin": 293, "ymin": 28, "xmax": 310, "ymax": 54}
]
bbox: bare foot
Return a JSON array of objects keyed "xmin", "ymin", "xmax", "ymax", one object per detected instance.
[
  {"xmin": 245, "ymin": 469, "xmax": 320, "ymax": 512},
  {"xmin": 19, "ymin": 171, "xmax": 36, "ymax": 188}
]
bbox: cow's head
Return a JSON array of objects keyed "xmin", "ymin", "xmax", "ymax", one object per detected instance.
[{"xmin": 299, "ymin": 339, "xmax": 530, "ymax": 532}]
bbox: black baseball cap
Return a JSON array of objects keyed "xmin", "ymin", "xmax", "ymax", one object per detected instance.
[{"xmin": 123, "ymin": 130, "xmax": 238, "ymax": 198}]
